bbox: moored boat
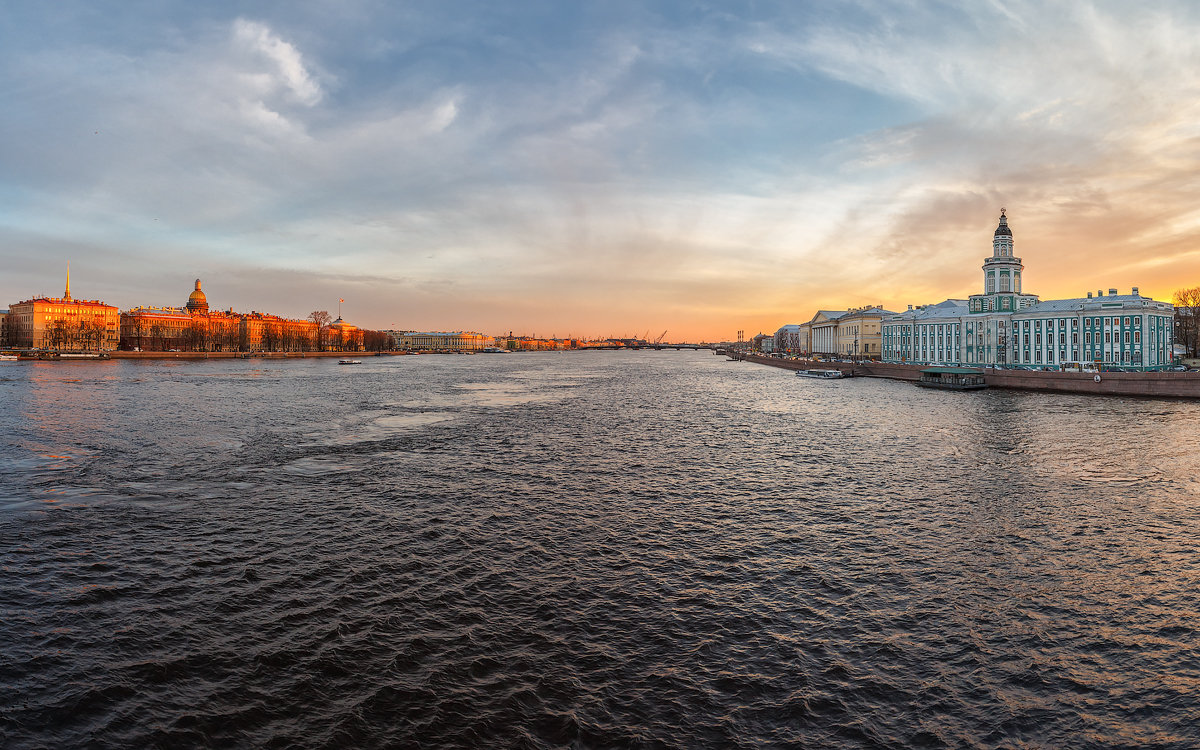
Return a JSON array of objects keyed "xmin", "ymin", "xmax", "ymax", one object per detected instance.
[
  {"xmin": 795, "ymin": 368, "xmax": 845, "ymax": 379},
  {"xmin": 915, "ymin": 367, "xmax": 987, "ymax": 390},
  {"xmin": 338, "ymin": 358, "xmax": 362, "ymax": 365}
]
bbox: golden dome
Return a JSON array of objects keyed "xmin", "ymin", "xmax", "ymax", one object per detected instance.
[{"xmin": 186, "ymin": 278, "xmax": 209, "ymax": 312}]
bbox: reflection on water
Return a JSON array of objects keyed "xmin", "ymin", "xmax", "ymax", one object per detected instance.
[{"xmin": 2, "ymin": 352, "xmax": 1199, "ymax": 748}]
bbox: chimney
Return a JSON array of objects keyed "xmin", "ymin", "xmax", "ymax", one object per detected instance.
[
  {"xmin": 1132, "ymin": 286, "xmax": 1139, "ymax": 296},
  {"xmin": 1087, "ymin": 292, "xmax": 1093, "ymax": 298},
  {"xmin": 907, "ymin": 304, "xmax": 913, "ymax": 311},
  {"xmin": 1109, "ymin": 288, "xmax": 1118, "ymax": 296},
  {"xmin": 1098, "ymin": 289, "xmax": 1104, "ymax": 297}
]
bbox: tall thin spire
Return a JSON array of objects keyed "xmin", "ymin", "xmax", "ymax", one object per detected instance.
[{"xmin": 64, "ymin": 261, "xmax": 72, "ymax": 301}]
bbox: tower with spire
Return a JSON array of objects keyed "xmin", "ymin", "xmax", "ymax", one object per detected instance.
[
  {"xmin": 969, "ymin": 209, "xmax": 1037, "ymax": 315},
  {"xmin": 64, "ymin": 261, "xmax": 72, "ymax": 301}
]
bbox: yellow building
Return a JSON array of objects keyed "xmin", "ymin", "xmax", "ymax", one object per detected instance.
[
  {"xmin": 120, "ymin": 279, "xmax": 318, "ymax": 352},
  {"xmin": 835, "ymin": 306, "xmax": 896, "ymax": 359},
  {"xmin": 324, "ymin": 317, "xmax": 362, "ymax": 351},
  {"xmin": 6, "ymin": 268, "xmax": 120, "ymax": 350},
  {"xmin": 390, "ymin": 331, "xmax": 492, "ymax": 351}
]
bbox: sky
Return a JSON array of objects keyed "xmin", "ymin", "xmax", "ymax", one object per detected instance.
[{"xmin": 2, "ymin": 1, "xmax": 1200, "ymax": 341}]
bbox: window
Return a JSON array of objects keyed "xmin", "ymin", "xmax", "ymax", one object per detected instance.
[{"xmin": 1134, "ymin": 331, "xmax": 1140, "ymax": 344}]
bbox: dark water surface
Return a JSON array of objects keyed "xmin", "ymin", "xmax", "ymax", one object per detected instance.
[{"xmin": 2, "ymin": 352, "xmax": 1199, "ymax": 748}]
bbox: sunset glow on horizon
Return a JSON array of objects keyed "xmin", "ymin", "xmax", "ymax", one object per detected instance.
[{"xmin": 3, "ymin": 2, "xmax": 1199, "ymax": 341}]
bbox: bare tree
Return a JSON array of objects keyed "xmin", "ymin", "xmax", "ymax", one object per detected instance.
[
  {"xmin": 48, "ymin": 319, "xmax": 70, "ymax": 350},
  {"xmin": 132, "ymin": 316, "xmax": 146, "ymax": 350},
  {"xmin": 308, "ymin": 311, "xmax": 332, "ymax": 351},
  {"xmin": 149, "ymin": 323, "xmax": 166, "ymax": 351},
  {"xmin": 1174, "ymin": 286, "xmax": 1200, "ymax": 359}
]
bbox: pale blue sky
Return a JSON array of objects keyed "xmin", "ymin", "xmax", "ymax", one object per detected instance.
[{"xmin": 3, "ymin": 1, "xmax": 1199, "ymax": 338}]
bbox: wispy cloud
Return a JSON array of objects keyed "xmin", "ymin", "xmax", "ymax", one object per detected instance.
[{"xmin": 3, "ymin": 2, "xmax": 1200, "ymax": 338}]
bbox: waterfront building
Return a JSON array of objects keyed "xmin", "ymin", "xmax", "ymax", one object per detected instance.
[
  {"xmin": 327, "ymin": 317, "xmax": 363, "ymax": 351},
  {"xmin": 390, "ymin": 331, "xmax": 492, "ymax": 351},
  {"xmin": 120, "ymin": 279, "xmax": 319, "ymax": 351},
  {"xmin": 808, "ymin": 311, "xmax": 847, "ymax": 356},
  {"xmin": 0, "ymin": 309, "xmax": 10, "ymax": 347},
  {"xmin": 6, "ymin": 268, "xmax": 120, "ymax": 350},
  {"xmin": 773, "ymin": 324, "xmax": 803, "ymax": 353},
  {"xmin": 882, "ymin": 211, "xmax": 1175, "ymax": 369},
  {"xmin": 796, "ymin": 322, "xmax": 812, "ymax": 355},
  {"xmin": 835, "ymin": 306, "xmax": 896, "ymax": 359}
]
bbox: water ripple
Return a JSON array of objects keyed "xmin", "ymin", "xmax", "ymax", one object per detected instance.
[{"xmin": 2, "ymin": 353, "xmax": 1200, "ymax": 748}]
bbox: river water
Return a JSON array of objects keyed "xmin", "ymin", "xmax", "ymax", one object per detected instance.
[{"xmin": 1, "ymin": 351, "xmax": 1198, "ymax": 748}]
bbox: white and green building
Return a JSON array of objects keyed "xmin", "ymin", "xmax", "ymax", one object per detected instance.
[{"xmin": 882, "ymin": 210, "xmax": 1175, "ymax": 370}]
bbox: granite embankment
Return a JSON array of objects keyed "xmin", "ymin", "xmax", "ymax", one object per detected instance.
[{"xmin": 743, "ymin": 354, "xmax": 1200, "ymax": 398}]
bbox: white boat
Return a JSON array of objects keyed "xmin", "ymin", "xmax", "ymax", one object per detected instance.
[
  {"xmin": 0, "ymin": 354, "xmax": 18, "ymax": 361},
  {"xmin": 338, "ymin": 359, "xmax": 362, "ymax": 365},
  {"xmin": 795, "ymin": 368, "xmax": 845, "ymax": 379}
]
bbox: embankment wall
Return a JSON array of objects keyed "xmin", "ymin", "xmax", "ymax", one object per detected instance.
[{"xmin": 743, "ymin": 354, "xmax": 1200, "ymax": 398}]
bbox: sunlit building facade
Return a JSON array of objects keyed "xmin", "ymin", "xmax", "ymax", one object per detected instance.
[
  {"xmin": 809, "ymin": 311, "xmax": 847, "ymax": 356},
  {"xmin": 391, "ymin": 331, "xmax": 492, "ymax": 351},
  {"xmin": 836, "ymin": 306, "xmax": 895, "ymax": 358},
  {"xmin": 6, "ymin": 269, "xmax": 120, "ymax": 350},
  {"xmin": 120, "ymin": 279, "xmax": 320, "ymax": 352},
  {"xmin": 882, "ymin": 211, "xmax": 1175, "ymax": 369}
]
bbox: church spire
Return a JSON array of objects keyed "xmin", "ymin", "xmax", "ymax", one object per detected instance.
[{"xmin": 64, "ymin": 261, "xmax": 72, "ymax": 301}]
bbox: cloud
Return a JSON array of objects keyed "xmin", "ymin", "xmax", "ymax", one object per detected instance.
[
  {"xmin": 232, "ymin": 18, "xmax": 323, "ymax": 106},
  {"xmin": 4, "ymin": 2, "xmax": 1200, "ymax": 338}
]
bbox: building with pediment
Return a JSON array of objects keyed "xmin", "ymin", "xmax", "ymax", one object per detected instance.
[{"xmin": 881, "ymin": 211, "xmax": 1175, "ymax": 369}]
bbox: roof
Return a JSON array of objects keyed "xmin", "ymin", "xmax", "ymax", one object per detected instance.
[
  {"xmin": 886, "ymin": 299, "xmax": 969, "ymax": 322},
  {"xmin": 994, "ymin": 209, "xmax": 1011, "ymax": 237},
  {"xmin": 1022, "ymin": 294, "xmax": 1171, "ymax": 313},
  {"xmin": 839, "ymin": 306, "xmax": 898, "ymax": 319}
]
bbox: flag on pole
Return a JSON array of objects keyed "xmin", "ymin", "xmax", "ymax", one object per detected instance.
[{"xmin": 339, "ymin": 298, "xmax": 344, "ymax": 303}]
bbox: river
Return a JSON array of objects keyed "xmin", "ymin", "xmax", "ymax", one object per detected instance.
[{"xmin": 2, "ymin": 351, "xmax": 1198, "ymax": 748}]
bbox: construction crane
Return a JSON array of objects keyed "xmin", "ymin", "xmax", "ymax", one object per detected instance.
[{"xmin": 654, "ymin": 330, "xmax": 668, "ymax": 345}]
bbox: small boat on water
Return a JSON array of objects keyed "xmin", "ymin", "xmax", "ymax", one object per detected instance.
[
  {"xmin": 795, "ymin": 368, "xmax": 845, "ymax": 379},
  {"xmin": 338, "ymin": 359, "xmax": 362, "ymax": 365},
  {"xmin": 0, "ymin": 354, "xmax": 19, "ymax": 362},
  {"xmin": 915, "ymin": 367, "xmax": 987, "ymax": 390}
]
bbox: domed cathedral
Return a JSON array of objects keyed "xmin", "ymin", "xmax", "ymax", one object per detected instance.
[
  {"xmin": 880, "ymin": 209, "xmax": 1177, "ymax": 370},
  {"xmin": 119, "ymin": 278, "xmax": 319, "ymax": 352},
  {"xmin": 186, "ymin": 279, "xmax": 209, "ymax": 314}
]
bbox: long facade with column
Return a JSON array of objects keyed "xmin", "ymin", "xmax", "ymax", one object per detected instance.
[
  {"xmin": 119, "ymin": 279, "xmax": 320, "ymax": 351},
  {"xmin": 389, "ymin": 331, "xmax": 492, "ymax": 351},
  {"xmin": 882, "ymin": 210, "xmax": 1175, "ymax": 369}
]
